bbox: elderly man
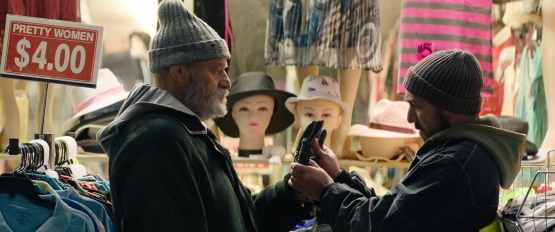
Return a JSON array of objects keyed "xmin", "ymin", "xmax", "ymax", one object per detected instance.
[
  {"xmin": 289, "ymin": 49, "xmax": 525, "ymax": 231},
  {"xmin": 97, "ymin": 0, "xmax": 313, "ymax": 231}
]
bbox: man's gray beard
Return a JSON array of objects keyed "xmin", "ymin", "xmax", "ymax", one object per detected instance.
[{"xmin": 182, "ymin": 70, "xmax": 228, "ymax": 121}]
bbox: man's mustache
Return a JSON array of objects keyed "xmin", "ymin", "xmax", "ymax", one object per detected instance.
[{"xmin": 415, "ymin": 123, "xmax": 423, "ymax": 131}]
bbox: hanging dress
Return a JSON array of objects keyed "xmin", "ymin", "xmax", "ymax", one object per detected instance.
[
  {"xmin": 515, "ymin": 44, "xmax": 546, "ymax": 147},
  {"xmin": 265, "ymin": 0, "xmax": 383, "ymax": 71},
  {"xmin": 396, "ymin": 0, "xmax": 494, "ymax": 97}
]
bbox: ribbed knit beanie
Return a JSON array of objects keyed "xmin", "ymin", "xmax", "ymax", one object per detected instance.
[
  {"xmin": 148, "ymin": 0, "xmax": 230, "ymax": 71},
  {"xmin": 403, "ymin": 49, "xmax": 483, "ymax": 115}
]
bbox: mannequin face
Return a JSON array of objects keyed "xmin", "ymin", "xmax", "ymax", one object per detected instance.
[
  {"xmin": 232, "ymin": 94, "xmax": 275, "ymax": 135},
  {"xmin": 295, "ymin": 99, "xmax": 342, "ymax": 134}
]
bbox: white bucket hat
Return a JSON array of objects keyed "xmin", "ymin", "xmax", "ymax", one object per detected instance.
[
  {"xmin": 285, "ymin": 75, "xmax": 351, "ymax": 117},
  {"xmin": 62, "ymin": 69, "xmax": 129, "ymax": 131}
]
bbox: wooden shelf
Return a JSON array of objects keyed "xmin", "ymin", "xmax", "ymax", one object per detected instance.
[
  {"xmin": 1, "ymin": 152, "xmax": 412, "ymax": 168},
  {"xmin": 201, "ymin": 156, "xmax": 411, "ymax": 168}
]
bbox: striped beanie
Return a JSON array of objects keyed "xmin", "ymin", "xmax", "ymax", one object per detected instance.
[
  {"xmin": 403, "ymin": 49, "xmax": 483, "ymax": 115},
  {"xmin": 148, "ymin": 0, "xmax": 230, "ymax": 71}
]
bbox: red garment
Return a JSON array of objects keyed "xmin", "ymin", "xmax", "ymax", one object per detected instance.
[
  {"xmin": 0, "ymin": 0, "xmax": 79, "ymax": 28},
  {"xmin": 492, "ymin": 36, "xmax": 515, "ymax": 72},
  {"xmin": 480, "ymin": 31, "xmax": 514, "ymax": 116},
  {"xmin": 79, "ymin": 181, "xmax": 98, "ymax": 190},
  {"xmin": 0, "ymin": 0, "xmax": 80, "ymax": 55},
  {"xmin": 480, "ymin": 80, "xmax": 504, "ymax": 116}
]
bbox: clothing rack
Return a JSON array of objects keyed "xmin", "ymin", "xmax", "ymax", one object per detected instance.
[{"xmin": 499, "ymin": 150, "xmax": 555, "ymax": 232}]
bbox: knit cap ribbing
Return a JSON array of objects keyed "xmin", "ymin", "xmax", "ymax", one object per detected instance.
[
  {"xmin": 148, "ymin": 0, "xmax": 230, "ymax": 71},
  {"xmin": 403, "ymin": 49, "xmax": 483, "ymax": 115}
]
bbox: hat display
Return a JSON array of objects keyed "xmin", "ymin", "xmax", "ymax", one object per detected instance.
[
  {"xmin": 148, "ymin": 0, "xmax": 230, "ymax": 71},
  {"xmin": 214, "ymin": 72, "xmax": 296, "ymax": 138},
  {"xmin": 286, "ymin": 75, "xmax": 351, "ymax": 117},
  {"xmin": 348, "ymin": 99, "xmax": 420, "ymax": 161},
  {"xmin": 62, "ymin": 69, "xmax": 129, "ymax": 132},
  {"xmin": 403, "ymin": 49, "xmax": 483, "ymax": 115},
  {"xmin": 348, "ymin": 99, "xmax": 419, "ymax": 138},
  {"xmin": 496, "ymin": 116, "xmax": 541, "ymax": 160},
  {"xmin": 74, "ymin": 124, "xmax": 105, "ymax": 153},
  {"xmin": 521, "ymin": 148, "xmax": 547, "ymax": 164}
]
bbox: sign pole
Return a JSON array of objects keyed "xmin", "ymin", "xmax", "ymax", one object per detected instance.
[
  {"xmin": 39, "ymin": 82, "xmax": 49, "ymax": 140},
  {"xmin": 0, "ymin": 14, "xmax": 103, "ymax": 170}
]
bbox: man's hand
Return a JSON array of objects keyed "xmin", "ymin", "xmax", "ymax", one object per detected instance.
[
  {"xmin": 312, "ymin": 138, "xmax": 341, "ymax": 180},
  {"xmin": 288, "ymin": 160, "xmax": 334, "ymax": 201}
]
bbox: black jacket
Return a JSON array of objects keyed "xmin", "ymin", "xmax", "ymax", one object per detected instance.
[
  {"xmin": 317, "ymin": 115, "xmax": 525, "ymax": 231},
  {"xmin": 98, "ymin": 85, "xmax": 313, "ymax": 232}
]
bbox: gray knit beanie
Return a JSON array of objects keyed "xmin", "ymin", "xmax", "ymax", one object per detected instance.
[
  {"xmin": 148, "ymin": 0, "xmax": 230, "ymax": 71},
  {"xmin": 403, "ymin": 49, "xmax": 483, "ymax": 115}
]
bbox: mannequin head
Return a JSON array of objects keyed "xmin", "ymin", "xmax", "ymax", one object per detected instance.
[
  {"xmin": 295, "ymin": 98, "xmax": 342, "ymax": 137},
  {"xmin": 231, "ymin": 94, "xmax": 275, "ymax": 137},
  {"xmin": 214, "ymin": 72, "xmax": 296, "ymax": 153},
  {"xmin": 286, "ymin": 75, "xmax": 351, "ymax": 148}
]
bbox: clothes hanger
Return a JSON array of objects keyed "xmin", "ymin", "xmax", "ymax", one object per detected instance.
[
  {"xmin": 29, "ymin": 142, "xmax": 44, "ymax": 173},
  {"xmin": 54, "ymin": 139, "xmax": 74, "ymax": 177},
  {"xmin": 0, "ymin": 142, "xmax": 55, "ymax": 209},
  {"xmin": 56, "ymin": 136, "xmax": 88, "ymax": 178},
  {"xmin": 0, "ymin": 176, "xmax": 56, "ymax": 210},
  {"xmin": 30, "ymin": 139, "xmax": 59, "ymax": 179}
]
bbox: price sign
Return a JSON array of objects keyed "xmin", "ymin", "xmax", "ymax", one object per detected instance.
[{"xmin": 0, "ymin": 15, "xmax": 103, "ymax": 88}]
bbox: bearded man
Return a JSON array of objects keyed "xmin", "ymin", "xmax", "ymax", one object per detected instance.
[
  {"xmin": 288, "ymin": 49, "xmax": 525, "ymax": 231},
  {"xmin": 97, "ymin": 0, "xmax": 313, "ymax": 231}
]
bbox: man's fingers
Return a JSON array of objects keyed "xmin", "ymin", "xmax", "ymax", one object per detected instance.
[
  {"xmin": 312, "ymin": 138, "xmax": 323, "ymax": 152},
  {"xmin": 290, "ymin": 162, "xmax": 307, "ymax": 174},
  {"xmin": 309, "ymin": 159, "xmax": 319, "ymax": 167},
  {"xmin": 288, "ymin": 175, "xmax": 305, "ymax": 191}
]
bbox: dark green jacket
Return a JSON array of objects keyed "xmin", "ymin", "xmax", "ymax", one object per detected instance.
[
  {"xmin": 318, "ymin": 115, "xmax": 526, "ymax": 231},
  {"xmin": 97, "ymin": 85, "xmax": 313, "ymax": 232}
]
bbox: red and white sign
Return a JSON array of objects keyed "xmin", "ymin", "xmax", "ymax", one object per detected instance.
[{"xmin": 0, "ymin": 15, "xmax": 103, "ymax": 88}]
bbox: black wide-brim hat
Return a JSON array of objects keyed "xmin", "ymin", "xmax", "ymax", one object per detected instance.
[{"xmin": 215, "ymin": 72, "xmax": 296, "ymax": 138}]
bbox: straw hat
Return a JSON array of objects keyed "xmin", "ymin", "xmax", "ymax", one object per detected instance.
[{"xmin": 348, "ymin": 99, "xmax": 419, "ymax": 138}]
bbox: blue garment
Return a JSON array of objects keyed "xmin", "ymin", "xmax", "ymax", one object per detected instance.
[
  {"xmin": 27, "ymin": 173, "xmax": 63, "ymax": 190},
  {"xmin": 515, "ymin": 44, "xmax": 546, "ymax": 146},
  {"xmin": 93, "ymin": 181, "xmax": 110, "ymax": 191},
  {"xmin": 0, "ymin": 193, "xmax": 94, "ymax": 232},
  {"xmin": 61, "ymin": 198, "xmax": 101, "ymax": 232},
  {"xmin": 292, "ymin": 218, "xmax": 314, "ymax": 230},
  {"xmin": 57, "ymin": 187, "xmax": 114, "ymax": 232},
  {"xmin": 34, "ymin": 183, "xmax": 44, "ymax": 193}
]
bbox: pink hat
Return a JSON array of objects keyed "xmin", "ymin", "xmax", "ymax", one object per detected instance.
[
  {"xmin": 348, "ymin": 99, "xmax": 419, "ymax": 138},
  {"xmin": 62, "ymin": 69, "xmax": 129, "ymax": 131}
]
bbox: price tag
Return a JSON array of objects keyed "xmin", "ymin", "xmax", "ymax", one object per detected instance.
[{"xmin": 0, "ymin": 15, "xmax": 103, "ymax": 88}]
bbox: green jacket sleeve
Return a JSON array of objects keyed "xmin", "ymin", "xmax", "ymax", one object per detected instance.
[{"xmin": 251, "ymin": 173, "xmax": 315, "ymax": 232}]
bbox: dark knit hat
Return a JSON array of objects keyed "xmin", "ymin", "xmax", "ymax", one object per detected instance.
[
  {"xmin": 403, "ymin": 49, "xmax": 483, "ymax": 115},
  {"xmin": 148, "ymin": 0, "xmax": 230, "ymax": 71}
]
